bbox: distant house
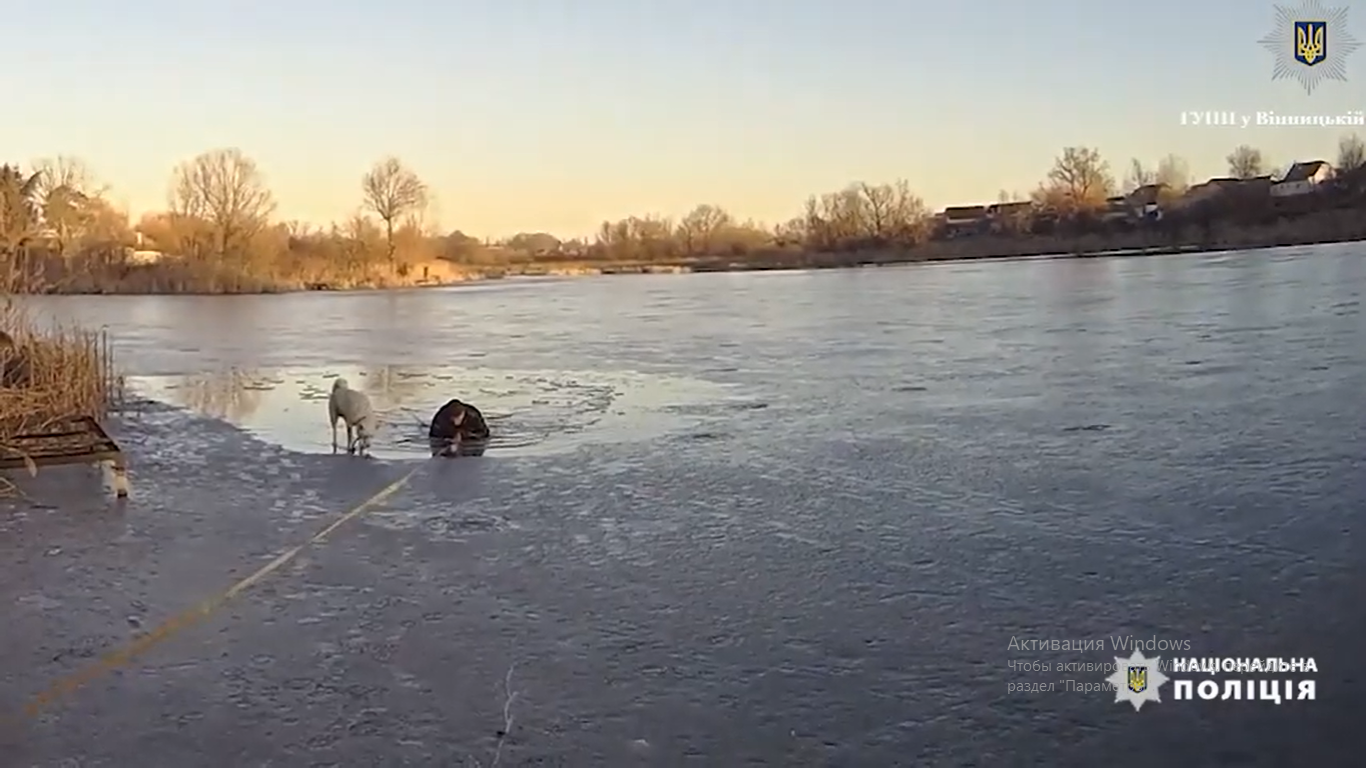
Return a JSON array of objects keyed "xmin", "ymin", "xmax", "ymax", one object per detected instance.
[
  {"xmin": 124, "ymin": 248, "xmax": 167, "ymax": 265},
  {"xmin": 943, "ymin": 205, "xmax": 987, "ymax": 223},
  {"xmin": 1127, "ymin": 184, "xmax": 1167, "ymax": 206},
  {"xmin": 1177, "ymin": 177, "xmax": 1244, "ymax": 209},
  {"xmin": 940, "ymin": 205, "xmax": 989, "ymax": 237},
  {"xmin": 1125, "ymin": 184, "xmax": 1169, "ymax": 219},
  {"xmin": 1271, "ymin": 161, "xmax": 1334, "ymax": 197},
  {"xmin": 1236, "ymin": 175, "xmax": 1274, "ymax": 198},
  {"xmin": 985, "ymin": 201, "xmax": 1033, "ymax": 233},
  {"xmin": 986, "ymin": 201, "xmax": 1032, "ymax": 217},
  {"xmin": 1100, "ymin": 195, "xmax": 1132, "ymax": 222}
]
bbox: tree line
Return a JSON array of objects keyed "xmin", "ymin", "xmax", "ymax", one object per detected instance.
[{"xmin": 1, "ymin": 132, "xmax": 1363, "ymax": 292}]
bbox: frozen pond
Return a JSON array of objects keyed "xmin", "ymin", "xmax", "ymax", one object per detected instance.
[{"xmin": 5, "ymin": 244, "xmax": 1365, "ymax": 766}]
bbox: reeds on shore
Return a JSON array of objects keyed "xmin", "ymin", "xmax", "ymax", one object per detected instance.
[{"xmin": 0, "ymin": 297, "xmax": 120, "ymax": 491}]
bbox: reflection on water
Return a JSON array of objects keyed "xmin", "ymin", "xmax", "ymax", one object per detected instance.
[
  {"xmin": 428, "ymin": 437, "xmax": 487, "ymax": 458},
  {"xmin": 359, "ymin": 365, "xmax": 431, "ymax": 405},
  {"xmin": 130, "ymin": 364, "xmax": 751, "ymax": 460},
  {"xmin": 174, "ymin": 369, "xmax": 275, "ymax": 422}
]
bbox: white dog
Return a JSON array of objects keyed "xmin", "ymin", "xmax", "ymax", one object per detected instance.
[{"xmin": 328, "ymin": 377, "xmax": 376, "ymax": 454}]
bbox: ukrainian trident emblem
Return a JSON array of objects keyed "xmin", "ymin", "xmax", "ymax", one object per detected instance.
[
  {"xmin": 1295, "ymin": 20, "xmax": 1327, "ymax": 65},
  {"xmin": 1127, "ymin": 666, "xmax": 1148, "ymax": 694}
]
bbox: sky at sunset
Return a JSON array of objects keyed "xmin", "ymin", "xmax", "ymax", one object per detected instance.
[{"xmin": 4, "ymin": 0, "xmax": 1363, "ymax": 240}]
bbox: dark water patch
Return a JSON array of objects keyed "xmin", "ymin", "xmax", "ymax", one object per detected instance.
[
  {"xmin": 892, "ymin": 385, "xmax": 929, "ymax": 392},
  {"xmin": 127, "ymin": 366, "xmax": 748, "ymax": 460},
  {"xmin": 659, "ymin": 399, "xmax": 769, "ymax": 420},
  {"xmin": 684, "ymin": 431, "xmax": 728, "ymax": 441},
  {"xmin": 1166, "ymin": 360, "xmax": 1244, "ymax": 379},
  {"xmin": 421, "ymin": 514, "xmax": 505, "ymax": 535},
  {"xmin": 120, "ymin": 397, "xmax": 177, "ymax": 413},
  {"xmin": 1061, "ymin": 424, "xmax": 1112, "ymax": 432}
]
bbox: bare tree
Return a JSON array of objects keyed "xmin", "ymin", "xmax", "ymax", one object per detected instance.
[
  {"xmin": 32, "ymin": 156, "xmax": 104, "ymax": 200},
  {"xmin": 1227, "ymin": 145, "xmax": 1265, "ymax": 179},
  {"xmin": 774, "ymin": 216, "xmax": 808, "ymax": 245},
  {"xmin": 1337, "ymin": 133, "xmax": 1365, "ymax": 172},
  {"xmin": 1154, "ymin": 154, "xmax": 1191, "ymax": 193},
  {"xmin": 361, "ymin": 157, "xmax": 428, "ymax": 273},
  {"xmin": 859, "ymin": 183, "xmax": 895, "ymax": 240},
  {"xmin": 800, "ymin": 196, "xmax": 833, "ymax": 250},
  {"xmin": 889, "ymin": 180, "xmax": 930, "ymax": 243},
  {"xmin": 676, "ymin": 204, "xmax": 732, "ymax": 255},
  {"xmin": 1125, "ymin": 159, "xmax": 1155, "ymax": 193},
  {"xmin": 713, "ymin": 217, "xmax": 770, "ymax": 254},
  {"xmin": 595, "ymin": 219, "xmax": 633, "ymax": 259},
  {"xmin": 168, "ymin": 148, "xmax": 276, "ymax": 259},
  {"xmin": 1043, "ymin": 147, "xmax": 1114, "ymax": 211},
  {"xmin": 282, "ymin": 220, "xmax": 313, "ymax": 239},
  {"xmin": 402, "ymin": 191, "xmax": 442, "ymax": 238},
  {"xmin": 612, "ymin": 215, "xmax": 674, "ymax": 259},
  {"xmin": 31, "ymin": 156, "xmax": 108, "ymax": 255},
  {"xmin": 817, "ymin": 187, "xmax": 869, "ymax": 246},
  {"xmin": 0, "ymin": 165, "xmax": 42, "ymax": 256}
]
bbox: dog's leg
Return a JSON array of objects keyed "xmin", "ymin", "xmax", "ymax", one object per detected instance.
[
  {"xmin": 346, "ymin": 423, "xmax": 355, "ymax": 454},
  {"xmin": 331, "ymin": 422, "xmax": 338, "ymax": 453},
  {"xmin": 109, "ymin": 456, "xmax": 131, "ymax": 498}
]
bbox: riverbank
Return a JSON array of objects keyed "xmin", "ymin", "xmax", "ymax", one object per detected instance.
[
  {"xmin": 506, "ymin": 205, "xmax": 1366, "ymax": 277},
  {"xmin": 20, "ymin": 205, "xmax": 1366, "ymax": 294}
]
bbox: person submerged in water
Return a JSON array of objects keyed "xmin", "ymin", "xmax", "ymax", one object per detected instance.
[{"xmin": 428, "ymin": 399, "xmax": 490, "ymax": 456}]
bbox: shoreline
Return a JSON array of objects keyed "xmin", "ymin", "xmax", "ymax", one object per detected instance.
[{"xmin": 21, "ymin": 232, "xmax": 1366, "ymax": 297}]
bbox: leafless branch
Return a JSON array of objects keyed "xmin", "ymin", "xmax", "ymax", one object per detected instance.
[
  {"xmin": 1044, "ymin": 146, "xmax": 1114, "ymax": 210},
  {"xmin": 361, "ymin": 157, "xmax": 428, "ymax": 270},
  {"xmin": 1337, "ymin": 133, "xmax": 1365, "ymax": 172},
  {"xmin": 167, "ymin": 148, "xmax": 276, "ymax": 259},
  {"xmin": 1227, "ymin": 145, "xmax": 1265, "ymax": 179}
]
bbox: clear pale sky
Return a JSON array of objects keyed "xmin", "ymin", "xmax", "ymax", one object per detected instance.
[{"xmin": 4, "ymin": 0, "xmax": 1362, "ymax": 240}]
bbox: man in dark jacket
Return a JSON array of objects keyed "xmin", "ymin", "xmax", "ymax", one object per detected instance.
[{"xmin": 428, "ymin": 399, "xmax": 490, "ymax": 456}]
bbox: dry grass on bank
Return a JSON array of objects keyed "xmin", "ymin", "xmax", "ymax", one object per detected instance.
[
  {"xmin": 39, "ymin": 251, "xmax": 476, "ymax": 295},
  {"xmin": 0, "ymin": 297, "xmax": 120, "ymax": 494}
]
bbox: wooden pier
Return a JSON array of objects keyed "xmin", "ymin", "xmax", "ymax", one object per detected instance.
[{"xmin": 0, "ymin": 415, "xmax": 130, "ymax": 498}]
